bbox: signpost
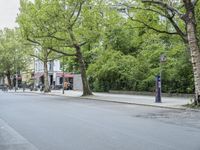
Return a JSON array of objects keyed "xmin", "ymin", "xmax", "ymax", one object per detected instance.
[
  {"xmin": 155, "ymin": 75, "xmax": 161, "ymax": 103},
  {"xmin": 62, "ymin": 56, "xmax": 65, "ymax": 94},
  {"xmin": 155, "ymin": 54, "xmax": 166, "ymax": 103}
]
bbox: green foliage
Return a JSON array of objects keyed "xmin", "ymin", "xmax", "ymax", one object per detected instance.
[
  {"xmin": 104, "ymin": 22, "xmax": 142, "ymax": 55},
  {"xmin": 17, "ymin": 0, "xmax": 106, "ymax": 51},
  {"xmin": 88, "ymin": 27, "xmax": 194, "ymax": 93},
  {"xmin": 185, "ymin": 102, "xmax": 200, "ymax": 109},
  {"xmin": 15, "ymin": 0, "xmax": 195, "ymax": 94},
  {"xmin": 196, "ymin": 1, "xmax": 200, "ymax": 45},
  {"xmin": 17, "ymin": 0, "xmax": 108, "ymax": 69},
  {"xmin": 87, "ymin": 49, "xmax": 150, "ymax": 92},
  {"xmin": 138, "ymin": 32, "xmax": 194, "ymax": 93},
  {"xmin": 0, "ymin": 28, "xmax": 31, "ymax": 76},
  {"xmin": 86, "ymin": 0, "xmax": 194, "ymax": 94}
]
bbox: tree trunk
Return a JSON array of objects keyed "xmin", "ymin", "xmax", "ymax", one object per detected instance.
[
  {"xmin": 187, "ymin": 25, "xmax": 200, "ymax": 104},
  {"xmin": 6, "ymin": 71, "xmax": 12, "ymax": 88},
  {"xmin": 43, "ymin": 60, "xmax": 50, "ymax": 92},
  {"xmin": 184, "ymin": 0, "xmax": 200, "ymax": 104},
  {"xmin": 68, "ymin": 28, "xmax": 92, "ymax": 96},
  {"xmin": 75, "ymin": 45, "xmax": 92, "ymax": 96},
  {"xmin": 43, "ymin": 49, "xmax": 50, "ymax": 93}
]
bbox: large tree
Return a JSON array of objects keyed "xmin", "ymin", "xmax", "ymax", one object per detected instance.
[
  {"xmin": 18, "ymin": 0, "xmax": 75, "ymax": 93},
  {"xmin": 123, "ymin": 0, "xmax": 200, "ymax": 104},
  {"xmin": 31, "ymin": 47, "xmax": 56, "ymax": 92},
  {"xmin": 0, "ymin": 28, "xmax": 31, "ymax": 88},
  {"xmin": 17, "ymin": 0, "xmax": 105, "ymax": 96}
]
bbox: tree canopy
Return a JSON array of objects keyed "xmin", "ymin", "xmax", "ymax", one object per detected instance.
[
  {"xmin": 0, "ymin": 0, "xmax": 199, "ymax": 100},
  {"xmin": 0, "ymin": 28, "xmax": 32, "ymax": 87}
]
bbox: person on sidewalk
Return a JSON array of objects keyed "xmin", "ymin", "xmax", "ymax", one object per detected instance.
[{"xmin": 22, "ymin": 82, "xmax": 26, "ymax": 92}]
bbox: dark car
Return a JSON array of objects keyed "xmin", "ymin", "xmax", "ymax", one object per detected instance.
[
  {"xmin": 0, "ymin": 84, "xmax": 8, "ymax": 91},
  {"xmin": 0, "ymin": 84, "xmax": 4, "ymax": 89}
]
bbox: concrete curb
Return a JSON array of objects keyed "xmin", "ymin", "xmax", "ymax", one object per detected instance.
[
  {"xmin": 109, "ymin": 90, "xmax": 194, "ymax": 98},
  {"xmin": 81, "ymin": 96, "xmax": 200, "ymax": 112},
  {"xmin": 7, "ymin": 90, "xmax": 200, "ymax": 112}
]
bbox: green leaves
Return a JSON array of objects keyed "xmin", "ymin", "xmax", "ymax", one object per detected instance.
[
  {"xmin": 15, "ymin": 0, "xmax": 195, "ymax": 94},
  {"xmin": 0, "ymin": 28, "xmax": 32, "ymax": 76},
  {"xmin": 87, "ymin": 49, "xmax": 149, "ymax": 91}
]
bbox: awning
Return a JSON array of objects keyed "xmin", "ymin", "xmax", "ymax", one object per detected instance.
[
  {"xmin": 56, "ymin": 72, "xmax": 74, "ymax": 78},
  {"xmin": 34, "ymin": 72, "xmax": 44, "ymax": 78}
]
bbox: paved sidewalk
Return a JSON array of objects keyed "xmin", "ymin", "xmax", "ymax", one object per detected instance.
[{"xmin": 8, "ymin": 89, "xmax": 192, "ymax": 109}]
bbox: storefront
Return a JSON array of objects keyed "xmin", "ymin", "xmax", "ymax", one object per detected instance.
[
  {"xmin": 55, "ymin": 72, "xmax": 74, "ymax": 90},
  {"xmin": 34, "ymin": 72, "xmax": 82, "ymax": 90}
]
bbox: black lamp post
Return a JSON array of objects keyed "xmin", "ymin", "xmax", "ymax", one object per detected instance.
[{"xmin": 155, "ymin": 54, "xmax": 166, "ymax": 103}]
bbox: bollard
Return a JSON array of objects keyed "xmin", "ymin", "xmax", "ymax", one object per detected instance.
[{"xmin": 155, "ymin": 75, "xmax": 162, "ymax": 103}]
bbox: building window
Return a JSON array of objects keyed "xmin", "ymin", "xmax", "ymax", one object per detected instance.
[
  {"xmin": 59, "ymin": 77, "xmax": 63, "ymax": 84},
  {"xmin": 49, "ymin": 61, "xmax": 53, "ymax": 71}
]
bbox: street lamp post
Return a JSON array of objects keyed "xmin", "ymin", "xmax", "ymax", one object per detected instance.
[
  {"xmin": 14, "ymin": 49, "xmax": 19, "ymax": 92},
  {"xmin": 155, "ymin": 54, "xmax": 166, "ymax": 103},
  {"xmin": 155, "ymin": 75, "xmax": 161, "ymax": 103},
  {"xmin": 15, "ymin": 54, "xmax": 18, "ymax": 92},
  {"xmin": 62, "ymin": 56, "xmax": 65, "ymax": 94},
  {"xmin": 15, "ymin": 68, "xmax": 18, "ymax": 92},
  {"xmin": 33, "ymin": 58, "xmax": 36, "ymax": 90}
]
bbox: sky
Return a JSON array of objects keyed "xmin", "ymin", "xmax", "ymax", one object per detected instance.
[{"xmin": 0, "ymin": 0, "xmax": 20, "ymax": 29}]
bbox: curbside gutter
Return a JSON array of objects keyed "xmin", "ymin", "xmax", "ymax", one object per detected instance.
[
  {"xmin": 7, "ymin": 90, "xmax": 200, "ymax": 112},
  {"xmin": 80, "ymin": 95, "xmax": 200, "ymax": 112}
]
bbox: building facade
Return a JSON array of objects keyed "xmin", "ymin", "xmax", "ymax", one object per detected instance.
[
  {"xmin": 34, "ymin": 58, "xmax": 83, "ymax": 90},
  {"xmin": 0, "ymin": 77, "xmax": 3, "ymax": 85}
]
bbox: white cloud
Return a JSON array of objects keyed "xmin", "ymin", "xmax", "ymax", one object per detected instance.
[{"xmin": 0, "ymin": 0, "xmax": 20, "ymax": 29}]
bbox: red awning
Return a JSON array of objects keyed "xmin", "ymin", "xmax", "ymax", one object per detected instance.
[
  {"xmin": 34, "ymin": 72, "xmax": 44, "ymax": 78},
  {"xmin": 56, "ymin": 73, "xmax": 74, "ymax": 78}
]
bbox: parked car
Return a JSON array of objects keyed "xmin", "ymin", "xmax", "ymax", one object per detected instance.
[
  {"xmin": 0, "ymin": 84, "xmax": 4, "ymax": 89},
  {"xmin": 0, "ymin": 84, "xmax": 8, "ymax": 91}
]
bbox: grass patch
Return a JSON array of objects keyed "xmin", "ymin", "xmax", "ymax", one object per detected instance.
[{"xmin": 184, "ymin": 103, "xmax": 200, "ymax": 109}]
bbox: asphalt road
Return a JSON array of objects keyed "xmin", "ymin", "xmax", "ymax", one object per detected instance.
[{"xmin": 0, "ymin": 92, "xmax": 200, "ymax": 150}]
